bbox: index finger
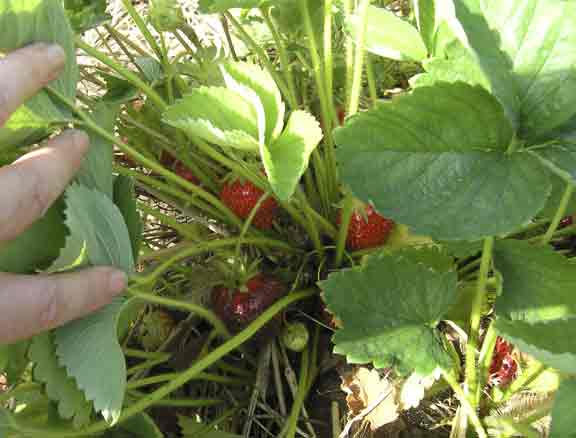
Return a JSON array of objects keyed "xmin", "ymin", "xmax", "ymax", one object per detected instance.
[{"xmin": 0, "ymin": 42, "xmax": 66, "ymax": 127}]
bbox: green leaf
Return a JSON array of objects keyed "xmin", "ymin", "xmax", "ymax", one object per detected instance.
[
  {"xmin": 532, "ymin": 143, "xmax": 576, "ymax": 218},
  {"xmin": 452, "ymin": 0, "xmax": 576, "ymax": 140},
  {"xmin": 61, "ymin": 184, "xmax": 134, "ymax": 273},
  {"xmin": 550, "ymin": 379, "xmax": 576, "ymax": 438},
  {"xmin": 0, "ymin": 341, "xmax": 30, "ymax": 383},
  {"xmin": 532, "ymin": 143, "xmax": 576, "ymax": 184},
  {"xmin": 135, "ymin": 57, "xmax": 163, "ymax": 83},
  {"xmin": 335, "ymin": 82, "xmax": 550, "ymax": 241},
  {"xmin": 413, "ymin": 0, "xmax": 435, "ymax": 54},
  {"xmin": 221, "ymin": 61, "xmax": 284, "ymax": 144},
  {"xmin": 320, "ymin": 248, "xmax": 458, "ymax": 375},
  {"xmin": 261, "ymin": 110, "xmax": 322, "ymax": 201},
  {"xmin": 54, "ymin": 185, "xmax": 134, "ymax": 423},
  {"xmin": 113, "ymin": 176, "xmax": 142, "ymax": 262},
  {"xmin": 494, "ymin": 240, "xmax": 576, "ymax": 322},
  {"xmin": 163, "ymin": 87, "xmax": 261, "ymax": 151},
  {"xmin": 410, "ymin": 40, "xmax": 490, "ymax": 89},
  {"xmin": 0, "ymin": 200, "xmax": 67, "ymax": 273},
  {"xmin": 440, "ymin": 240, "xmax": 482, "ymax": 259},
  {"xmin": 29, "ymin": 333, "xmax": 92, "ymax": 428},
  {"xmin": 178, "ymin": 416, "xmax": 241, "ymax": 437},
  {"xmin": 76, "ymin": 103, "xmax": 118, "ymax": 198},
  {"xmin": 103, "ymin": 412, "xmax": 162, "ymax": 438},
  {"xmin": 347, "ymin": 5, "xmax": 427, "ymax": 62},
  {"xmin": 0, "ymin": 0, "xmax": 78, "ymax": 147},
  {"xmin": 494, "ymin": 317, "xmax": 576, "ymax": 374},
  {"xmin": 64, "ymin": 0, "xmax": 110, "ymax": 33}
]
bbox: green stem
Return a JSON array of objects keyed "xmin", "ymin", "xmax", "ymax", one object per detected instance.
[
  {"xmin": 441, "ymin": 370, "xmax": 487, "ymax": 438},
  {"xmin": 366, "ymin": 55, "xmax": 378, "ymax": 107},
  {"xmin": 127, "ymin": 286, "xmax": 230, "ymax": 339},
  {"xmin": 234, "ymin": 191, "xmax": 272, "ymax": 259},
  {"xmin": 75, "ymin": 38, "xmax": 166, "ymax": 111},
  {"xmin": 348, "ymin": 0, "xmax": 370, "ymax": 116},
  {"xmin": 104, "ymin": 24, "xmax": 147, "ymax": 78},
  {"xmin": 220, "ymin": 14, "xmax": 239, "ymax": 61},
  {"xmin": 465, "ymin": 237, "xmax": 494, "ymax": 407},
  {"xmin": 323, "ymin": 0, "xmax": 335, "ymax": 120},
  {"xmin": 299, "ymin": 0, "xmax": 338, "ymax": 208},
  {"xmin": 49, "ymin": 290, "xmax": 315, "ymax": 437},
  {"xmin": 343, "ymin": 0, "xmax": 354, "ymax": 109},
  {"xmin": 48, "ymin": 87, "xmax": 242, "ymax": 227},
  {"xmin": 262, "ymin": 8, "xmax": 299, "ymax": 109},
  {"xmin": 224, "ymin": 12, "xmax": 292, "ymax": 106},
  {"xmin": 283, "ymin": 347, "xmax": 311, "ymax": 438},
  {"xmin": 133, "ymin": 237, "xmax": 300, "ymax": 285},
  {"xmin": 334, "ymin": 193, "xmax": 354, "ymax": 266},
  {"xmin": 127, "ymin": 371, "xmax": 246, "ymax": 389},
  {"xmin": 541, "ymin": 183, "xmax": 575, "ymax": 245},
  {"xmin": 477, "ymin": 322, "xmax": 497, "ymax": 395},
  {"xmin": 120, "ymin": 0, "xmax": 163, "ymax": 58},
  {"xmin": 123, "ymin": 348, "xmax": 170, "ymax": 360},
  {"xmin": 500, "ymin": 362, "xmax": 547, "ymax": 403}
]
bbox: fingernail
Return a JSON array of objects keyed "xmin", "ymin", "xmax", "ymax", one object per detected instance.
[
  {"xmin": 44, "ymin": 44, "xmax": 66, "ymax": 80},
  {"xmin": 108, "ymin": 270, "xmax": 127, "ymax": 295}
]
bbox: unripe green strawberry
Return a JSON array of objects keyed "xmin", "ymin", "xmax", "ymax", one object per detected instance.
[{"xmin": 149, "ymin": 0, "xmax": 185, "ymax": 32}]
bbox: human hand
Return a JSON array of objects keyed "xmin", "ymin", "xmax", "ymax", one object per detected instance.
[{"xmin": 0, "ymin": 43, "xmax": 127, "ymax": 344}]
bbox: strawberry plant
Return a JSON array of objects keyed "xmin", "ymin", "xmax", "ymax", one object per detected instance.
[{"xmin": 1, "ymin": 0, "xmax": 576, "ymax": 437}]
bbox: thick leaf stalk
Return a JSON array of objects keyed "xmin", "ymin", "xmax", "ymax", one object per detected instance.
[{"xmin": 465, "ymin": 237, "xmax": 494, "ymax": 406}]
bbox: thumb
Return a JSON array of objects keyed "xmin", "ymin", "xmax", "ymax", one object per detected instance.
[{"xmin": 0, "ymin": 267, "xmax": 127, "ymax": 345}]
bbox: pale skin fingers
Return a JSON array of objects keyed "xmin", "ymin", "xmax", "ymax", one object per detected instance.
[
  {"xmin": 0, "ymin": 268, "xmax": 127, "ymax": 344},
  {"xmin": 0, "ymin": 43, "xmax": 127, "ymax": 344},
  {"xmin": 0, "ymin": 42, "xmax": 67, "ymax": 127},
  {"xmin": 0, "ymin": 129, "xmax": 90, "ymax": 242}
]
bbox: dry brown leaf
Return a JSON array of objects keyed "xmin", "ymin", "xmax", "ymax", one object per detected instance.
[{"xmin": 341, "ymin": 367, "xmax": 399, "ymax": 431}]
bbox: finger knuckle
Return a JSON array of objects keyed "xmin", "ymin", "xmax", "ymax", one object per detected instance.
[
  {"xmin": 39, "ymin": 280, "xmax": 62, "ymax": 331},
  {"xmin": 0, "ymin": 88, "xmax": 10, "ymax": 127},
  {"xmin": 14, "ymin": 164, "xmax": 51, "ymax": 217}
]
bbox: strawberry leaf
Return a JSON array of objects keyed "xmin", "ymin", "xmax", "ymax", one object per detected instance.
[
  {"xmin": 0, "ymin": 0, "xmax": 78, "ymax": 148},
  {"xmin": 261, "ymin": 110, "xmax": 322, "ymax": 201},
  {"xmin": 320, "ymin": 248, "xmax": 458, "ymax": 375},
  {"xmin": 29, "ymin": 333, "xmax": 93, "ymax": 428},
  {"xmin": 494, "ymin": 317, "xmax": 576, "ymax": 374},
  {"xmin": 163, "ymin": 87, "xmax": 261, "ymax": 151},
  {"xmin": 347, "ymin": 5, "xmax": 427, "ymax": 62},
  {"xmin": 550, "ymin": 379, "xmax": 576, "ymax": 438},
  {"xmin": 76, "ymin": 103, "xmax": 118, "ymax": 198},
  {"xmin": 494, "ymin": 240, "xmax": 576, "ymax": 322},
  {"xmin": 0, "ymin": 200, "xmax": 67, "ymax": 273},
  {"xmin": 335, "ymin": 82, "xmax": 550, "ymax": 241},
  {"xmin": 113, "ymin": 176, "xmax": 142, "ymax": 262},
  {"xmin": 53, "ymin": 185, "xmax": 134, "ymax": 423},
  {"xmin": 451, "ymin": 0, "xmax": 576, "ymax": 141},
  {"xmin": 221, "ymin": 62, "xmax": 285, "ymax": 144}
]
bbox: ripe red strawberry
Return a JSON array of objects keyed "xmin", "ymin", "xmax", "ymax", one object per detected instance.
[
  {"xmin": 337, "ymin": 107, "xmax": 346, "ymax": 126},
  {"xmin": 560, "ymin": 215, "xmax": 574, "ymax": 228},
  {"xmin": 220, "ymin": 178, "xmax": 278, "ymax": 229},
  {"xmin": 174, "ymin": 160, "xmax": 200, "ymax": 185},
  {"xmin": 489, "ymin": 337, "xmax": 518, "ymax": 387},
  {"xmin": 338, "ymin": 204, "xmax": 395, "ymax": 251},
  {"xmin": 211, "ymin": 274, "xmax": 286, "ymax": 333}
]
